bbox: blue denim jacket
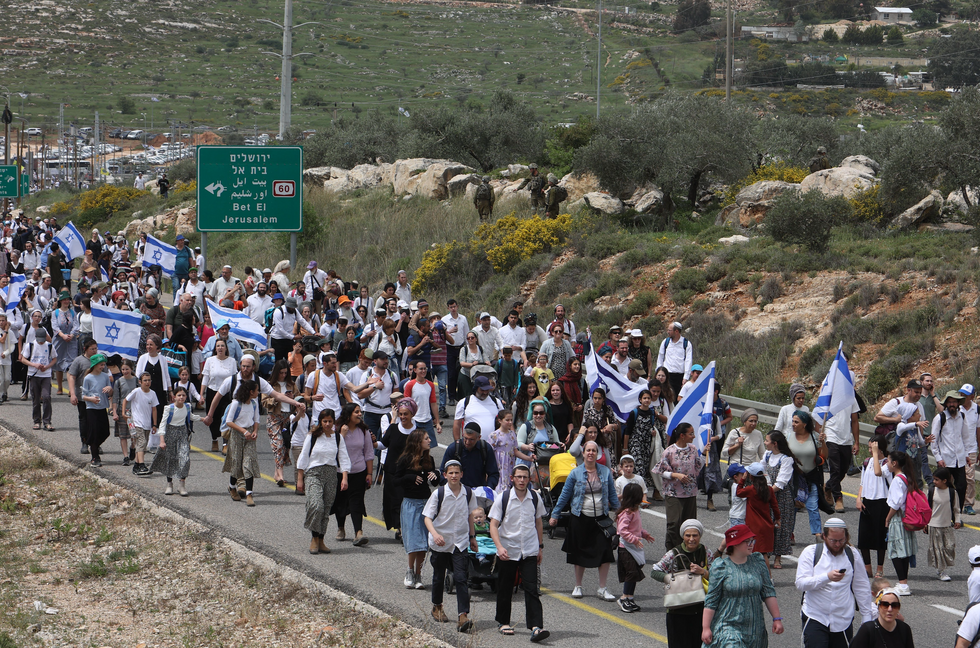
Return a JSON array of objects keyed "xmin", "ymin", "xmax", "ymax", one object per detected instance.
[{"xmin": 550, "ymin": 462, "xmax": 619, "ymax": 521}]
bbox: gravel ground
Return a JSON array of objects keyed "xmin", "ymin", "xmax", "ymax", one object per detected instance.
[{"xmin": 0, "ymin": 427, "xmax": 447, "ymax": 648}]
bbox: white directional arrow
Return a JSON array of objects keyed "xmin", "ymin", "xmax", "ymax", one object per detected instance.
[
  {"xmin": 205, "ymin": 181, "xmax": 227, "ymax": 197},
  {"xmin": 3, "ymin": 176, "xmax": 14, "ymax": 183}
]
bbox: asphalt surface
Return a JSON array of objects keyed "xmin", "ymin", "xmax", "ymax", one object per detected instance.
[{"xmin": 2, "ymin": 390, "xmax": 974, "ymax": 646}]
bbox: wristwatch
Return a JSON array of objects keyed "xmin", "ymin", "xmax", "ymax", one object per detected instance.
[{"xmin": 539, "ymin": 543, "xmax": 544, "ymax": 548}]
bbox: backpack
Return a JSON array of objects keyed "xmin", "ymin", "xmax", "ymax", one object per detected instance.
[
  {"xmin": 459, "ymin": 393, "xmax": 503, "ymax": 436},
  {"xmin": 312, "ymin": 369, "xmax": 349, "ymax": 409},
  {"xmin": 220, "ymin": 401, "xmax": 244, "ymax": 436},
  {"xmin": 499, "ymin": 487, "xmax": 539, "ymax": 523},
  {"xmin": 899, "ymin": 474, "xmax": 932, "ymax": 531},
  {"xmin": 264, "ymin": 306, "xmax": 281, "ymax": 334},
  {"xmin": 802, "ymin": 542, "xmax": 857, "ymax": 606},
  {"xmin": 553, "ymin": 185, "xmax": 568, "ymax": 202},
  {"xmin": 660, "ymin": 336, "xmax": 689, "ymax": 357},
  {"xmin": 164, "ymin": 403, "xmax": 192, "ymax": 430},
  {"xmin": 476, "ymin": 184, "xmax": 492, "ymax": 201},
  {"xmin": 433, "ymin": 483, "xmax": 473, "ymax": 519},
  {"xmin": 959, "ymin": 601, "xmax": 980, "ymax": 648},
  {"xmin": 455, "ymin": 438, "xmax": 489, "ymax": 463}
]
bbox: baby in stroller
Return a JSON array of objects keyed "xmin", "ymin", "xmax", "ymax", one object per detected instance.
[{"xmin": 471, "ymin": 508, "xmax": 497, "ymax": 567}]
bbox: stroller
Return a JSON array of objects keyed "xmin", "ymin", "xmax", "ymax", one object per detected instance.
[
  {"xmin": 542, "ymin": 452, "xmax": 576, "ymax": 539},
  {"xmin": 446, "ymin": 486, "xmax": 501, "ymax": 594}
]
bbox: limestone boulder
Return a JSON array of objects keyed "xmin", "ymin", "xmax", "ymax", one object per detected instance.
[
  {"xmin": 508, "ymin": 164, "xmax": 530, "ymax": 176},
  {"xmin": 448, "ymin": 173, "xmax": 479, "ymax": 198},
  {"xmin": 36, "ymin": 205, "xmax": 50, "ymax": 214},
  {"xmin": 735, "ymin": 180, "xmax": 799, "ymax": 205},
  {"xmin": 919, "ymin": 222, "xmax": 975, "ymax": 233},
  {"xmin": 347, "ymin": 164, "xmax": 386, "ymax": 190},
  {"xmin": 498, "ymin": 179, "xmax": 528, "ymax": 198},
  {"xmin": 145, "ymin": 179, "xmax": 160, "ymax": 195},
  {"xmin": 799, "ymin": 167, "xmax": 876, "ymax": 199},
  {"xmin": 413, "ymin": 161, "xmax": 475, "ymax": 200},
  {"xmin": 719, "ymin": 234, "xmax": 751, "ymax": 245},
  {"xmin": 303, "ymin": 166, "xmax": 337, "ymax": 185},
  {"xmin": 582, "ymin": 192, "xmax": 624, "ymax": 215},
  {"xmin": 716, "ymin": 180, "xmax": 799, "ymax": 229},
  {"xmin": 838, "ymin": 155, "xmax": 881, "ymax": 177},
  {"xmin": 889, "ymin": 190, "xmax": 944, "ymax": 230},
  {"xmin": 946, "ymin": 187, "xmax": 979, "ymax": 215},
  {"xmin": 625, "ymin": 183, "xmax": 664, "ymax": 213},
  {"xmin": 560, "ymin": 172, "xmax": 600, "ymax": 204},
  {"xmin": 175, "ymin": 207, "xmax": 196, "ymax": 237}
]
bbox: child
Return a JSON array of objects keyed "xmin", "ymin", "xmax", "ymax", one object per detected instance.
[
  {"xmin": 80, "ymin": 353, "xmax": 112, "ymax": 468},
  {"xmin": 422, "ymin": 460, "xmax": 478, "ymax": 632},
  {"xmin": 21, "ymin": 328, "xmax": 57, "ymax": 431},
  {"xmin": 928, "ymin": 466, "xmax": 962, "ymax": 581},
  {"xmin": 289, "ymin": 398, "xmax": 310, "ymax": 495},
  {"xmin": 175, "ymin": 366, "xmax": 201, "ymax": 434},
  {"xmin": 151, "ymin": 385, "xmax": 202, "ymax": 496},
  {"xmin": 615, "ymin": 454, "xmax": 647, "ymax": 504},
  {"xmin": 189, "ymin": 339, "xmax": 203, "ymax": 396},
  {"xmin": 615, "ymin": 483, "xmax": 654, "ymax": 613},
  {"xmin": 495, "ymin": 346, "xmax": 520, "ymax": 409},
  {"xmin": 736, "ymin": 462, "xmax": 779, "ymax": 571},
  {"xmin": 490, "ymin": 410, "xmax": 520, "ymax": 492},
  {"xmin": 727, "ymin": 463, "xmax": 748, "ymax": 527},
  {"xmin": 530, "ymin": 353, "xmax": 555, "ymax": 407},
  {"xmin": 968, "ymin": 546, "xmax": 980, "ymax": 603},
  {"xmin": 112, "ymin": 360, "xmax": 138, "ymax": 466},
  {"xmin": 857, "ymin": 436, "xmax": 891, "ymax": 578},
  {"xmin": 470, "ymin": 507, "xmax": 497, "ymax": 566},
  {"xmin": 125, "ymin": 372, "xmax": 160, "ymax": 476},
  {"xmin": 288, "ymin": 338, "xmax": 305, "ymax": 378}
]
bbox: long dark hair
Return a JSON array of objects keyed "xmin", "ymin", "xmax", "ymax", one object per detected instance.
[
  {"xmin": 766, "ymin": 431, "xmax": 796, "ymax": 461},
  {"xmin": 336, "ymin": 402, "xmax": 364, "ymax": 432},
  {"xmin": 749, "ymin": 474, "xmax": 771, "ymax": 503},
  {"xmin": 888, "ymin": 450, "xmax": 921, "ymax": 492},
  {"xmin": 616, "ymin": 483, "xmax": 645, "ymax": 519},
  {"xmin": 654, "ymin": 366, "xmax": 675, "ymax": 404},
  {"xmin": 234, "ymin": 379, "xmax": 256, "ymax": 404},
  {"xmin": 310, "ymin": 408, "xmax": 336, "ymax": 446},
  {"xmin": 398, "ymin": 429, "xmax": 434, "ymax": 472},
  {"xmin": 515, "ymin": 379, "xmax": 540, "ymax": 422},
  {"xmin": 670, "ymin": 422, "xmax": 693, "ymax": 445},
  {"xmin": 270, "ymin": 359, "xmax": 293, "ymax": 391}
]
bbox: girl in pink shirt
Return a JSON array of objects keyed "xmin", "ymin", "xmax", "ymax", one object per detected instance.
[{"xmin": 616, "ymin": 483, "xmax": 655, "ymax": 613}]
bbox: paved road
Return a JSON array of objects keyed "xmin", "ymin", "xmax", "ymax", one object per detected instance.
[{"xmin": 2, "ymin": 391, "xmax": 973, "ymax": 646}]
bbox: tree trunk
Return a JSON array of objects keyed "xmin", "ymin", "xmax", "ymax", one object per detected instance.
[
  {"xmin": 688, "ymin": 170, "xmax": 702, "ymax": 205},
  {"xmin": 962, "ymin": 185, "xmax": 973, "ymax": 209}
]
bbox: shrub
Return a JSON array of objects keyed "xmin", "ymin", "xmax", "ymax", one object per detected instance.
[
  {"xmin": 822, "ymin": 28, "xmax": 839, "ymax": 43},
  {"xmin": 704, "ymin": 262, "xmax": 728, "ymax": 283},
  {"xmin": 850, "ymin": 186, "xmax": 886, "ymax": 225},
  {"xmin": 77, "ymin": 207, "xmax": 110, "ymax": 229},
  {"xmin": 583, "ymin": 230, "xmax": 632, "ymax": 259},
  {"xmin": 722, "ymin": 162, "xmax": 809, "ymax": 207},
  {"xmin": 680, "ymin": 245, "xmax": 707, "ymax": 267},
  {"xmin": 765, "ymin": 189, "xmax": 852, "ymax": 253},
  {"xmin": 535, "ymin": 257, "xmax": 599, "ymax": 304},
  {"xmin": 759, "ymin": 276, "xmax": 783, "ymax": 305},
  {"xmin": 616, "ymin": 243, "xmax": 668, "ymax": 271},
  {"xmin": 670, "ymin": 268, "xmax": 707, "ymax": 303}
]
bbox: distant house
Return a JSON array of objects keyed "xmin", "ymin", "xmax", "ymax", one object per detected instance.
[
  {"xmin": 873, "ymin": 7, "xmax": 913, "ymax": 23},
  {"xmin": 740, "ymin": 25, "xmax": 809, "ymax": 42}
]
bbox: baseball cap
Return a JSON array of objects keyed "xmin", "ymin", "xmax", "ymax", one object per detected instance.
[
  {"xmin": 175, "ymin": 234, "xmax": 185, "ymax": 241},
  {"xmin": 907, "ymin": 379, "xmax": 923, "ymax": 390},
  {"xmin": 691, "ymin": 364, "xmax": 704, "ymax": 372},
  {"xmin": 272, "ymin": 293, "xmax": 284, "ymax": 301},
  {"xmin": 960, "ymin": 384, "xmax": 976, "ymax": 397},
  {"xmin": 473, "ymin": 375, "xmax": 492, "ymax": 390},
  {"xmin": 969, "ymin": 545, "xmax": 980, "ymax": 565},
  {"xmin": 727, "ymin": 463, "xmax": 747, "ymax": 478},
  {"xmin": 337, "ymin": 295, "xmax": 351, "ymax": 305},
  {"xmin": 307, "ymin": 261, "xmax": 317, "ymax": 269},
  {"xmin": 262, "ymin": 268, "xmax": 272, "ymax": 274},
  {"xmin": 303, "ymin": 354, "xmax": 317, "ymax": 366},
  {"xmin": 284, "ymin": 296, "xmax": 298, "ymax": 308},
  {"xmin": 325, "ymin": 309, "xmax": 338, "ymax": 320},
  {"xmin": 479, "ymin": 311, "xmax": 491, "ymax": 320},
  {"xmin": 628, "ymin": 359, "xmax": 646, "ymax": 376},
  {"xmin": 745, "ymin": 462, "xmax": 766, "ymax": 477}
]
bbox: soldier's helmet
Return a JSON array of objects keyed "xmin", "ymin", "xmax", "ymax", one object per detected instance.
[
  {"xmin": 817, "ymin": 146, "xmax": 827, "ymax": 154},
  {"xmin": 529, "ymin": 163, "xmax": 538, "ymax": 169},
  {"xmin": 547, "ymin": 173, "xmax": 558, "ymax": 183},
  {"xmin": 482, "ymin": 175, "xmax": 491, "ymax": 182}
]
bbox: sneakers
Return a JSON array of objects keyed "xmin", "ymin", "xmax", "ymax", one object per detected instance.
[
  {"xmin": 939, "ymin": 570, "xmax": 952, "ymax": 582},
  {"xmin": 165, "ymin": 483, "xmax": 173, "ymax": 496},
  {"xmin": 404, "ymin": 570, "xmax": 415, "ymax": 588},
  {"xmin": 414, "ymin": 572, "xmax": 425, "ymax": 589},
  {"xmin": 352, "ymin": 532, "xmax": 369, "ymax": 547},
  {"xmin": 136, "ymin": 464, "xmax": 152, "ymax": 476},
  {"xmin": 597, "ymin": 587, "xmax": 617, "ymax": 601},
  {"xmin": 571, "ymin": 586, "xmax": 584, "ymax": 598},
  {"xmin": 81, "ymin": 444, "xmax": 90, "ymax": 455},
  {"xmin": 431, "ymin": 605, "xmax": 450, "ymax": 623},
  {"xmin": 439, "ymin": 408, "xmax": 449, "ymax": 419},
  {"xmin": 178, "ymin": 481, "xmax": 188, "ymax": 497},
  {"xmin": 122, "ymin": 457, "xmax": 132, "ymax": 467},
  {"xmin": 618, "ymin": 598, "xmax": 635, "ymax": 613},
  {"xmin": 965, "ymin": 506, "xmax": 976, "ymax": 516},
  {"xmin": 90, "ymin": 458, "xmax": 102, "ymax": 468},
  {"xmin": 894, "ymin": 583, "xmax": 912, "ymax": 596}
]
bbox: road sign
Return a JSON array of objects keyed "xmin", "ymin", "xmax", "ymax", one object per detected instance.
[
  {"xmin": 196, "ymin": 146, "xmax": 303, "ymax": 232},
  {"xmin": 0, "ymin": 165, "xmax": 17, "ymax": 198}
]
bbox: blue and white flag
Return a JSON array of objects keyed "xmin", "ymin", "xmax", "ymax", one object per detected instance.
[
  {"xmin": 53, "ymin": 221, "xmax": 86, "ymax": 261},
  {"xmin": 3, "ymin": 274, "xmax": 27, "ymax": 313},
  {"xmin": 91, "ymin": 304, "xmax": 142, "ymax": 360},
  {"xmin": 100, "ymin": 265, "xmax": 110, "ymax": 283},
  {"xmin": 142, "ymin": 234, "xmax": 177, "ymax": 277},
  {"xmin": 583, "ymin": 336, "xmax": 646, "ymax": 423},
  {"xmin": 206, "ymin": 300, "xmax": 268, "ymax": 350},
  {"xmin": 664, "ymin": 361, "xmax": 716, "ymax": 451},
  {"xmin": 812, "ymin": 342, "xmax": 856, "ymax": 425}
]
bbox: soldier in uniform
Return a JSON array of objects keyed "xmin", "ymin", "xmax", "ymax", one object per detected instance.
[
  {"xmin": 516, "ymin": 163, "xmax": 547, "ymax": 214},
  {"xmin": 543, "ymin": 174, "xmax": 566, "ymax": 219},
  {"xmin": 808, "ymin": 146, "xmax": 831, "ymax": 174},
  {"xmin": 474, "ymin": 175, "xmax": 495, "ymax": 221}
]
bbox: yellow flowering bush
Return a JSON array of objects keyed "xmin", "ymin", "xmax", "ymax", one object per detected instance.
[
  {"xmin": 413, "ymin": 241, "xmax": 464, "ymax": 296},
  {"xmin": 722, "ymin": 162, "xmax": 809, "ymax": 206},
  {"xmin": 850, "ymin": 185, "xmax": 886, "ymax": 224},
  {"xmin": 79, "ymin": 185, "xmax": 147, "ymax": 215},
  {"xmin": 172, "ymin": 180, "xmax": 196, "ymax": 194},
  {"xmin": 49, "ymin": 200, "xmax": 76, "ymax": 216}
]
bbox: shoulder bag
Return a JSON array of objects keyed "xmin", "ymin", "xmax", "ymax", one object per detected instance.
[{"xmin": 663, "ymin": 553, "xmax": 706, "ymax": 609}]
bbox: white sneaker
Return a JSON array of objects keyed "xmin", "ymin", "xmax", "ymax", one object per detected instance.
[
  {"xmin": 571, "ymin": 586, "xmax": 584, "ymax": 599},
  {"xmin": 939, "ymin": 571, "xmax": 952, "ymax": 582},
  {"xmin": 404, "ymin": 570, "xmax": 415, "ymax": 588},
  {"xmin": 414, "ymin": 572, "xmax": 425, "ymax": 590},
  {"xmin": 895, "ymin": 583, "xmax": 912, "ymax": 596},
  {"xmin": 597, "ymin": 587, "xmax": 617, "ymax": 601}
]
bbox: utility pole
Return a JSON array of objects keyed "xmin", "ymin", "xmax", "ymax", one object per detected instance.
[
  {"xmin": 94, "ymin": 111, "xmax": 100, "ymax": 185},
  {"xmin": 59, "ymin": 103, "xmax": 64, "ymax": 188},
  {"xmin": 596, "ymin": 0, "xmax": 602, "ymax": 120},
  {"xmin": 726, "ymin": 0, "xmax": 733, "ymax": 101},
  {"xmin": 259, "ymin": 0, "xmax": 321, "ymax": 141}
]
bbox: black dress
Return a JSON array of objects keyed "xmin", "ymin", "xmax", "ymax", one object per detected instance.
[{"xmin": 380, "ymin": 423, "xmax": 414, "ymax": 530}]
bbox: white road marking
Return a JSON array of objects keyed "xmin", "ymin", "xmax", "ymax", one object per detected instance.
[{"xmin": 932, "ymin": 604, "xmax": 965, "ymax": 616}]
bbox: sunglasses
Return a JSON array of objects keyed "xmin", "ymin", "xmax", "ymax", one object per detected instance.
[
  {"xmin": 878, "ymin": 600, "xmax": 901, "ymax": 610},
  {"xmin": 533, "ymin": 411, "xmax": 546, "ymax": 416}
]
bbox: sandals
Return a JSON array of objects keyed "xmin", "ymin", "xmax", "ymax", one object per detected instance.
[
  {"xmin": 32, "ymin": 424, "xmax": 40, "ymax": 430},
  {"xmin": 530, "ymin": 628, "xmax": 550, "ymax": 643},
  {"xmin": 44, "ymin": 425, "xmax": 55, "ymax": 431},
  {"xmin": 499, "ymin": 625, "xmax": 515, "ymax": 636},
  {"xmin": 773, "ymin": 560, "xmax": 783, "ymax": 570}
]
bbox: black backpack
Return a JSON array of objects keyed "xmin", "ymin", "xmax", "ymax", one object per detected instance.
[
  {"xmin": 433, "ymin": 483, "xmax": 474, "ymax": 519},
  {"xmin": 554, "ymin": 186, "xmax": 568, "ymax": 202},
  {"xmin": 476, "ymin": 184, "xmax": 492, "ymax": 201},
  {"xmin": 498, "ymin": 487, "xmax": 539, "ymax": 522}
]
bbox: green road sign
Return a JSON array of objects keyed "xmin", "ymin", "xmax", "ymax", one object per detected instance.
[
  {"xmin": 0, "ymin": 165, "xmax": 17, "ymax": 198},
  {"xmin": 196, "ymin": 146, "xmax": 303, "ymax": 232},
  {"xmin": 20, "ymin": 168, "xmax": 29, "ymax": 197}
]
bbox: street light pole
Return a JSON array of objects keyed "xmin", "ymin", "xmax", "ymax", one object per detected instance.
[
  {"xmin": 596, "ymin": 0, "xmax": 602, "ymax": 120},
  {"xmin": 259, "ymin": 2, "xmax": 321, "ymax": 140},
  {"xmin": 726, "ymin": 0, "xmax": 733, "ymax": 101}
]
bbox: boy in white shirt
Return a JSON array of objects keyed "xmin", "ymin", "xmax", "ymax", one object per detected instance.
[
  {"xmin": 125, "ymin": 372, "xmax": 160, "ymax": 476},
  {"xmin": 423, "ymin": 460, "xmax": 478, "ymax": 633},
  {"xmin": 614, "ymin": 455, "xmax": 646, "ymax": 502}
]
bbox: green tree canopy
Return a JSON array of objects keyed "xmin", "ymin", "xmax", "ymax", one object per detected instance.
[{"xmin": 928, "ymin": 27, "xmax": 980, "ymax": 88}]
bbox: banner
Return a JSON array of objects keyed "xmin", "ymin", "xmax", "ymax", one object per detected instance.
[
  {"xmin": 91, "ymin": 304, "xmax": 142, "ymax": 360},
  {"xmin": 142, "ymin": 234, "xmax": 177, "ymax": 277},
  {"xmin": 52, "ymin": 221, "xmax": 86, "ymax": 261},
  {"xmin": 812, "ymin": 342, "xmax": 857, "ymax": 425},
  {"xmin": 583, "ymin": 336, "xmax": 646, "ymax": 423},
  {"xmin": 3, "ymin": 274, "xmax": 26, "ymax": 313},
  {"xmin": 206, "ymin": 300, "xmax": 269, "ymax": 350},
  {"xmin": 664, "ymin": 361, "xmax": 716, "ymax": 451}
]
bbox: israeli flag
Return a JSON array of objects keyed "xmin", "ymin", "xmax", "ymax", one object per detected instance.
[
  {"xmin": 92, "ymin": 304, "xmax": 142, "ymax": 360},
  {"xmin": 100, "ymin": 265, "xmax": 110, "ymax": 283},
  {"xmin": 53, "ymin": 221, "xmax": 86, "ymax": 261},
  {"xmin": 206, "ymin": 300, "xmax": 269, "ymax": 350},
  {"xmin": 3, "ymin": 274, "xmax": 27, "ymax": 313},
  {"xmin": 142, "ymin": 234, "xmax": 177, "ymax": 277},
  {"xmin": 812, "ymin": 342, "xmax": 857, "ymax": 425},
  {"xmin": 583, "ymin": 336, "xmax": 646, "ymax": 423},
  {"xmin": 664, "ymin": 361, "xmax": 716, "ymax": 451}
]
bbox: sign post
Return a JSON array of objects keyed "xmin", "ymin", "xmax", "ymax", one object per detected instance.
[
  {"xmin": 0, "ymin": 165, "xmax": 17, "ymax": 198},
  {"xmin": 197, "ymin": 145, "xmax": 304, "ymax": 271},
  {"xmin": 19, "ymin": 166, "xmax": 29, "ymax": 200}
]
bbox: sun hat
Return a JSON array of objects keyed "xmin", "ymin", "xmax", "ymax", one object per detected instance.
[{"xmin": 725, "ymin": 524, "xmax": 756, "ymax": 548}]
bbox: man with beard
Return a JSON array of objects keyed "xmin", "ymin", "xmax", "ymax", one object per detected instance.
[{"xmin": 246, "ymin": 281, "xmax": 273, "ymax": 327}]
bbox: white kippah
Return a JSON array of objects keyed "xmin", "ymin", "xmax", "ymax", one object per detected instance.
[{"xmin": 824, "ymin": 517, "xmax": 847, "ymax": 529}]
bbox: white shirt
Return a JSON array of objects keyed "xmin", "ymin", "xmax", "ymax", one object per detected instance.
[
  {"xmin": 302, "ymin": 269, "xmax": 328, "ymax": 301},
  {"xmin": 271, "ymin": 306, "xmax": 314, "ymax": 340},
  {"xmin": 730, "ymin": 482, "xmax": 746, "ymax": 519},
  {"xmin": 217, "ymin": 372, "xmax": 274, "ymax": 397},
  {"xmin": 475, "ymin": 325, "xmax": 504, "ymax": 362},
  {"xmin": 296, "ymin": 432, "xmax": 352, "ymax": 473},
  {"xmin": 441, "ymin": 313, "xmax": 469, "ymax": 347},
  {"xmin": 395, "ymin": 282, "xmax": 412, "ymax": 306},
  {"xmin": 969, "ymin": 567, "xmax": 980, "ymax": 604},
  {"xmin": 201, "ymin": 355, "xmax": 238, "ymax": 392},
  {"xmin": 24, "ymin": 339, "xmax": 54, "ymax": 378},
  {"xmin": 290, "ymin": 412, "xmax": 310, "ymax": 449},
  {"xmin": 611, "ymin": 353, "xmax": 630, "ymax": 376},
  {"xmin": 360, "ymin": 367, "xmax": 394, "ymax": 415},
  {"xmin": 423, "ymin": 485, "xmax": 478, "ymax": 553},
  {"xmin": 932, "ymin": 409, "xmax": 969, "ymax": 467},
  {"xmin": 454, "ymin": 393, "xmax": 502, "ymax": 441},
  {"xmin": 886, "ymin": 472, "xmax": 909, "ymax": 512},
  {"xmin": 961, "ymin": 603, "xmax": 980, "ymax": 643},
  {"xmin": 774, "ymin": 403, "xmax": 808, "ymax": 434},
  {"xmin": 488, "ymin": 487, "xmax": 547, "ymax": 560},
  {"xmin": 224, "ymin": 397, "xmax": 258, "ymax": 430},
  {"xmin": 309, "ymin": 369, "xmax": 351, "ymax": 417},
  {"xmin": 21, "ymin": 250, "xmax": 39, "ymax": 272},
  {"xmin": 498, "ymin": 323, "xmax": 526, "ymax": 351},
  {"xmin": 209, "ymin": 276, "xmax": 243, "ymax": 302},
  {"xmin": 345, "ymin": 364, "xmax": 371, "ymax": 404},
  {"xmin": 246, "ymin": 293, "xmax": 273, "ymax": 326},
  {"xmin": 859, "ymin": 458, "xmax": 891, "ymax": 500},
  {"xmin": 795, "ymin": 542, "xmax": 875, "ymax": 632},
  {"xmin": 764, "ymin": 451, "xmax": 794, "ymax": 490},
  {"xmin": 135, "ymin": 354, "xmax": 171, "ymax": 391},
  {"xmin": 824, "ymin": 400, "xmax": 859, "ymax": 446},
  {"xmin": 125, "ymin": 388, "xmax": 160, "ymax": 430},
  {"xmin": 677, "ymin": 380, "xmax": 695, "ymax": 402},
  {"xmin": 962, "ymin": 402, "xmax": 979, "ymax": 454},
  {"xmin": 656, "ymin": 336, "xmax": 693, "ymax": 380}
]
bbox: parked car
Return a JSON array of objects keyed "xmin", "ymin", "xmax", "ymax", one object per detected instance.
[
  {"xmin": 108, "ymin": 128, "xmax": 123, "ymax": 138},
  {"xmin": 125, "ymin": 130, "xmax": 144, "ymax": 140},
  {"xmin": 25, "ymin": 128, "xmax": 43, "ymax": 136}
]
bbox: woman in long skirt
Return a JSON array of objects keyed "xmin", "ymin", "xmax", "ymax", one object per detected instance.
[
  {"xmin": 264, "ymin": 360, "xmax": 294, "ymax": 486},
  {"xmin": 51, "ymin": 291, "xmax": 79, "ymax": 396},
  {"xmin": 152, "ymin": 387, "xmax": 202, "ymax": 497},
  {"xmin": 623, "ymin": 390, "xmax": 657, "ymax": 495},
  {"xmin": 298, "ymin": 409, "xmax": 351, "ymax": 554},
  {"xmin": 221, "ymin": 380, "xmax": 261, "ymax": 506},
  {"xmin": 380, "ymin": 399, "xmax": 419, "ymax": 535},
  {"xmin": 763, "ymin": 431, "xmax": 798, "ymax": 569}
]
